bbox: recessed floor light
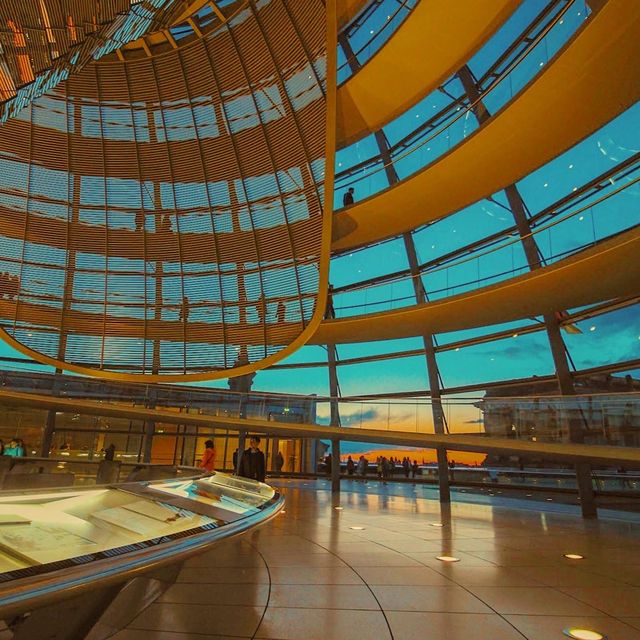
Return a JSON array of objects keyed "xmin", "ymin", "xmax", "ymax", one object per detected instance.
[
  {"xmin": 546, "ymin": 498, "xmax": 553, "ymax": 501},
  {"xmin": 350, "ymin": 526, "xmax": 365, "ymax": 530},
  {"xmin": 430, "ymin": 522, "xmax": 444, "ymax": 527},
  {"xmin": 564, "ymin": 553, "xmax": 584, "ymax": 560},
  {"xmin": 333, "ymin": 506, "xmax": 343, "ymax": 510},
  {"xmin": 436, "ymin": 555, "xmax": 460, "ymax": 563},
  {"xmin": 563, "ymin": 628, "xmax": 605, "ymax": 640}
]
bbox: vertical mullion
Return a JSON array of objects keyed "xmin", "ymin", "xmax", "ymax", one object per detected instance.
[
  {"xmin": 248, "ymin": 0, "xmax": 327, "ymax": 325},
  {"xmin": 12, "ymin": 99, "xmax": 35, "ymax": 336},
  {"xmin": 122, "ymin": 67, "xmax": 150, "ymax": 373},
  {"xmin": 149, "ymin": 59, "xmax": 189, "ymax": 374},
  {"xmin": 93, "ymin": 64, "xmax": 110, "ymax": 371},
  {"xmin": 174, "ymin": 49, "xmax": 229, "ymax": 367},
  {"xmin": 201, "ymin": 34, "xmax": 264, "ymax": 366}
]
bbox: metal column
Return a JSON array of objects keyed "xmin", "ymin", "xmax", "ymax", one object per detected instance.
[
  {"xmin": 331, "ymin": 437, "xmax": 341, "ymax": 493},
  {"xmin": 457, "ymin": 64, "xmax": 595, "ymax": 515}
]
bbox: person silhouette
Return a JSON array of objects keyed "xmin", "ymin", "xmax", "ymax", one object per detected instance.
[{"xmin": 342, "ymin": 187, "xmax": 354, "ymax": 207}]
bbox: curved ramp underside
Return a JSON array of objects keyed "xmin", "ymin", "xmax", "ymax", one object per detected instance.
[
  {"xmin": 312, "ymin": 227, "xmax": 640, "ymax": 344},
  {"xmin": 0, "ymin": 228, "xmax": 636, "ymax": 366},
  {"xmin": 332, "ymin": 0, "xmax": 640, "ymax": 252},
  {"xmin": 337, "ymin": 0, "xmax": 370, "ymax": 30},
  {"xmin": 0, "ymin": 0, "xmax": 211, "ymax": 123},
  {"xmin": 336, "ymin": 0, "xmax": 519, "ymax": 148},
  {"xmin": 0, "ymin": 0, "xmax": 337, "ymax": 381}
]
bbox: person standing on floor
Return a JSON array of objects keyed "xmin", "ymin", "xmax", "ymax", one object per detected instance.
[
  {"xmin": 324, "ymin": 452, "xmax": 332, "ymax": 476},
  {"xmin": 135, "ymin": 211, "xmax": 145, "ymax": 232},
  {"xmin": 346, "ymin": 455, "xmax": 355, "ymax": 477},
  {"xmin": 342, "ymin": 187, "xmax": 354, "ymax": 207},
  {"xmin": 239, "ymin": 436, "xmax": 266, "ymax": 483},
  {"xmin": 357, "ymin": 455, "xmax": 366, "ymax": 480},
  {"xmin": 199, "ymin": 439, "xmax": 216, "ymax": 473}
]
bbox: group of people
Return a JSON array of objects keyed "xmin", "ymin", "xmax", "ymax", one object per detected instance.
[
  {"xmin": 0, "ymin": 438, "xmax": 26, "ymax": 457},
  {"xmin": 0, "ymin": 272, "xmax": 20, "ymax": 299},
  {"xmin": 345, "ymin": 455, "xmax": 369, "ymax": 480},
  {"xmin": 335, "ymin": 455, "xmax": 421, "ymax": 482},
  {"xmin": 199, "ymin": 435, "xmax": 267, "ymax": 483},
  {"xmin": 135, "ymin": 212, "xmax": 174, "ymax": 234},
  {"xmin": 172, "ymin": 296, "xmax": 289, "ymax": 325},
  {"xmin": 133, "ymin": 188, "xmax": 357, "ymax": 236},
  {"xmin": 376, "ymin": 456, "xmax": 420, "ymax": 482}
]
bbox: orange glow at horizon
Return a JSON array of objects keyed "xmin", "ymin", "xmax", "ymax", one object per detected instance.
[{"xmin": 340, "ymin": 447, "xmax": 486, "ymax": 466}]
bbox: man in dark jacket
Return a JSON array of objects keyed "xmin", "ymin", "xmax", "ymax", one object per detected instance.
[{"xmin": 239, "ymin": 436, "xmax": 266, "ymax": 483}]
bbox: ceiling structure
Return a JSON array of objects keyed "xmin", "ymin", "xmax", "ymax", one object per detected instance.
[
  {"xmin": 0, "ymin": 0, "xmax": 637, "ymax": 391},
  {"xmin": 0, "ymin": 0, "xmax": 337, "ymax": 380}
]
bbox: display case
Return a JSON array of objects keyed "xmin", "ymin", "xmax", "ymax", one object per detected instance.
[{"xmin": 0, "ymin": 471, "xmax": 283, "ymax": 615}]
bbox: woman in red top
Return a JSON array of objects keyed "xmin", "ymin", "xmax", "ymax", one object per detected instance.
[{"xmin": 200, "ymin": 440, "xmax": 216, "ymax": 472}]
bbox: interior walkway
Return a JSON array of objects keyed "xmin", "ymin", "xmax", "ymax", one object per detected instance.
[
  {"xmin": 332, "ymin": 0, "xmax": 640, "ymax": 251},
  {"xmin": 337, "ymin": 0, "xmax": 517, "ymax": 147},
  {"xmin": 113, "ymin": 479, "xmax": 640, "ymax": 640}
]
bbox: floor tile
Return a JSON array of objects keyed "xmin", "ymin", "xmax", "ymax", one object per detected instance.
[
  {"xmin": 182, "ymin": 553, "xmax": 264, "ymax": 569},
  {"xmin": 505, "ymin": 615, "xmax": 640, "ymax": 640},
  {"xmin": 355, "ymin": 566, "xmax": 455, "ymax": 586},
  {"xmin": 436, "ymin": 566, "xmax": 544, "ymax": 587},
  {"xmin": 407, "ymin": 551, "xmax": 496, "ymax": 568},
  {"xmin": 513, "ymin": 565, "xmax": 626, "ymax": 587},
  {"xmin": 337, "ymin": 552, "xmax": 422, "ymax": 567},
  {"xmin": 177, "ymin": 567, "xmax": 269, "ymax": 584},
  {"xmin": 558, "ymin": 586, "xmax": 640, "ymax": 617},
  {"xmin": 128, "ymin": 604, "xmax": 263, "ymax": 637},
  {"xmin": 158, "ymin": 583, "xmax": 269, "ymax": 607},
  {"xmin": 371, "ymin": 585, "xmax": 492, "ymax": 613},
  {"xmin": 467, "ymin": 586, "xmax": 603, "ymax": 616},
  {"xmin": 385, "ymin": 612, "xmax": 525, "ymax": 640},
  {"xmin": 257, "ymin": 553, "xmax": 346, "ymax": 567},
  {"xmin": 268, "ymin": 584, "xmax": 379, "ymax": 609},
  {"xmin": 621, "ymin": 618, "xmax": 640, "ymax": 631},
  {"xmin": 467, "ymin": 549, "xmax": 558, "ymax": 567},
  {"xmin": 268, "ymin": 566, "xmax": 363, "ymax": 585},
  {"xmin": 113, "ymin": 632, "xmax": 248, "ymax": 640},
  {"xmin": 255, "ymin": 608, "xmax": 390, "ymax": 640}
]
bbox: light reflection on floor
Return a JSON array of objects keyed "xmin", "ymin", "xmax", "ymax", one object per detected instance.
[{"xmin": 114, "ymin": 479, "xmax": 640, "ymax": 640}]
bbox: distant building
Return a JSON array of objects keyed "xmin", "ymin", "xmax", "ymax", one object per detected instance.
[{"xmin": 477, "ymin": 374, "xmax": 640, "ymax": 466}]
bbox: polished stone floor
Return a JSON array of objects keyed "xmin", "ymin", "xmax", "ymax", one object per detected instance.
[{"xmin": 114, "ymin": 479, "xmax": 640, "ymax": 640}]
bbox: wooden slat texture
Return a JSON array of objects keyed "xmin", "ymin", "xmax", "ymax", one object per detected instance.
[{"xmin": 0, "ymin": 0, "xmax": 336, "ymax": 381}]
